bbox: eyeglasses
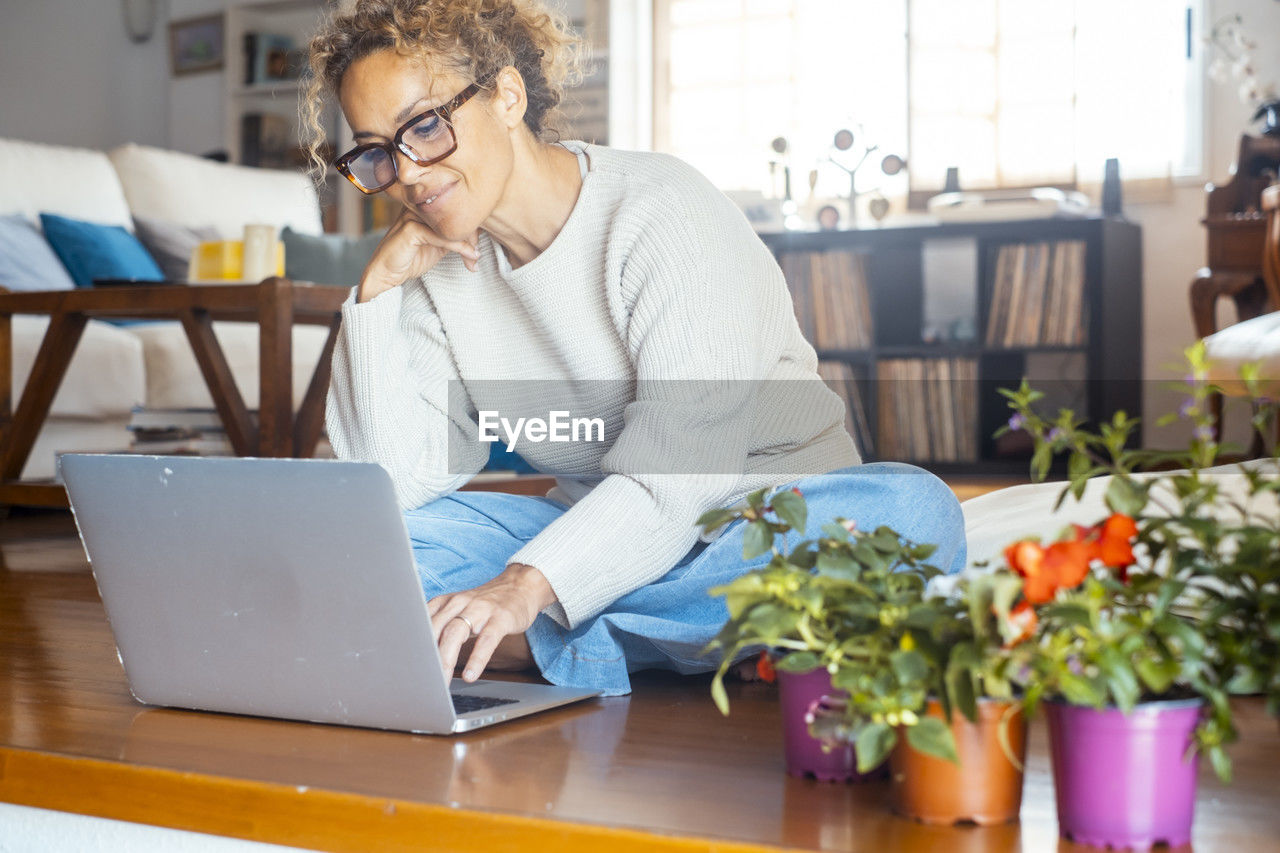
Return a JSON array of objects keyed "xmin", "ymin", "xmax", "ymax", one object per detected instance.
[{"xmin": 334, "ymin": 81, "xmax": 485, "ymax": 194}]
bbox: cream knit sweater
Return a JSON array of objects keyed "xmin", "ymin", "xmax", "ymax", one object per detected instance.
[{"xmin": 326, "ymin": 142, "xmax": 859, "ymax": 629}]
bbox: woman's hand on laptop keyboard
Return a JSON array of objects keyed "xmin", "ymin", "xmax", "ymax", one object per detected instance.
[{"xmin": 428, "ymin": 562, "xmax": 557, "ymax": 682}]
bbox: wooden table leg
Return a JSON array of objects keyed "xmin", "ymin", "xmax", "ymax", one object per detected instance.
[
  {"xmin": 294, "ymin": 313, "xmax": 341, "ymax": 458},
  {"xmin": 258, "ymin": 278, "xmax": 294, "ymax": 457},
  {"xmin": 0, "ymin": 312, "xmax": 88, "ymax": 482},
  {"xmin": 179, "ymin": 308, "xmax": 257, "ymax": 456}
]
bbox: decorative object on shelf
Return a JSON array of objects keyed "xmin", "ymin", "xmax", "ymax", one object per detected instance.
[
  {"xmin": 169, "ymin": 14, "xmax": 225, "ymax": 77},
  {"xmin": 927, "ymin": 187, "xmax": 1089, "ymax": 223},
  {"xmin": 821, "ymin": 127, "xmax": 907, "ymax": 225},
  {"xmin": 990, "ymin": 342, "xmax": 1280, "ymax": 847},
  {"xmin": 942, "ymin": 167, "xmax": 961, "ymax": 194},
  {"xmin": 1101, "ymin": 158, "xmax": 1124, "ymax": 217},
  {"xmin": 243, "ymin": 32, "xmax": 301, "ymax": 86},
  {"xmin": 816, "ymin": 204, "xmax": 841, "ymax": 230},
  {"xmin": 867, "ymin": 193, "xmax": 891, "ymax": 222},
  {"xmin": 122, "ymin": 0, "xmax": 158, "ymax": 44},
  {"xmin": 768, "ymin": 137, "xmax": 804, "ymax": 231},
  {"xmin": 1206, "ymin": 14, "xmax": 1280, "ymax": 137}
]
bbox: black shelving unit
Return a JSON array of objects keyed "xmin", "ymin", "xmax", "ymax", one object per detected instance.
[{"xmin": 760, "ymin": 215, "xmax": 1143, "ymax": 474}]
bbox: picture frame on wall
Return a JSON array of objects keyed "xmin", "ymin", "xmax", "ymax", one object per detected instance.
[{"xmin": 169, "ymin": 14, "xmax": 224, "ymax": 77}]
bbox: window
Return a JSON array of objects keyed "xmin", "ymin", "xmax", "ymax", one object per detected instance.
[{"xmin": 653, "ymin": 0, "xmax": 1203, "ymax": 201}]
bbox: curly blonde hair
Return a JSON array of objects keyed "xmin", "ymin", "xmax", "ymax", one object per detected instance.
[{"xmin": 301, "ymin": 0, "xmax": 585, "ymax": 180}]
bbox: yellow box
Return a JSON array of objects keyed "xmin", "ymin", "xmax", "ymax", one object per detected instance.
[{"xmin": 187, "ymin": 240, "xmax": 285, "ymax": 283}]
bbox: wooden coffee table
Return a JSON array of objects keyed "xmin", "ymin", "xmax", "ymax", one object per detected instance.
[{"xmin": 0, "ymin": 278, "xmax": 349, "ymax": 509}]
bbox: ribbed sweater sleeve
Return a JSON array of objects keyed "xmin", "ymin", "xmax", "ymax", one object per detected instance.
[
  {"xmin": 325, "ymin": 285, "xmax": 487, "ymax": 510},
  {"xmin": 507, "ymin": 182, "xmax": 784, "ymax": 629}
]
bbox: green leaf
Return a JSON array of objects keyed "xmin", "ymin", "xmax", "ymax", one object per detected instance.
[
  {"xmin": 776, "ymin": 651, "xmax": 820, "ymax": 672},
  {"xmin": 1105, "ymin": 476, "xmax": 1147, "ymax": 516},
  {"xmin": 946, "ymin": 659, "xmax": 978, "ymax": 722},
  {"xmin": 1208, "ymin": 744, "xmax": 1233, "ymax": 784},
  {"xmin": 696, "ymin": 507, "xmax": 737, "ymax": 532},
  {"xmin": 816, "ymin": 550, "xmax": 859, "ymax": 578},
  {"xmin": 711, "ymin": 672, "xmax": 730, "ymax": 715},
  {"xmin": 1135, "ymin": 655, "xmax": 1177, "ymax": 695},
  {"xmin": 821, "ymin": 521, "xmax": 851, "ymax": 542},
  {"xmin": 905, "ymin": 716, "xmax": 959, "ymax": 764},
  {"xmin": 1059, "ymin": 672, "xmax": 1106, "ymax": 707},
  {"xmin": 746, "ymin": 488, "xmax": 768, "ymax": 511},
  {"xmin": 771, "ymin": 488, "xmax": 807, "ymax": 533},
  {"xmin": 742, "ymin": 520, "xmax": 773, "ymax": 559},
  {"xmin": 855, "ymin": 721, "xmax": 896, "ymax": 773},
  {"xmin": 891, "ymin": 649, "xmax": 930, "ymax": 685}
]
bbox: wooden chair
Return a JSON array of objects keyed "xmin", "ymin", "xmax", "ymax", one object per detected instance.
[{"xmin": 1190, "ymin": 134, "xmax": 1280, "ymax": 443}]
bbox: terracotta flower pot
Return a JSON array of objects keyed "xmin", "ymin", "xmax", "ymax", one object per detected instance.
[
  {"xmin": 1046, "ymin": 698, "xmax": 1202, "ymax": 850},
  {"xmin": 776, "ymin": 667, "xmax": 884, "ymax": 782},
  {"xmin": 888, "ymin": 698, "xmax": 1027, "ymax": 825}
]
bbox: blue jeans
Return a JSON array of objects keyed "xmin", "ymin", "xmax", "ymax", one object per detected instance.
[{"xmin": 404, "ymin": 463, "xmax": 966, "ymax": 696}]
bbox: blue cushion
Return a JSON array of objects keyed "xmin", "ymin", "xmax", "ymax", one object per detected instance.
[
  {"xmin": 39, "ymin": 212, "xmax": 165, "ymax": 289},
  {"xmin": 0, "ymin": 214, "xmax": 76, "ymax": 292}
]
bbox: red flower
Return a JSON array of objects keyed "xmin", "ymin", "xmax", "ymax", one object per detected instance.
[
  {"xmin": 1043, "ymin": 539, "xmax": 1093, "ymax": 590},
  {"xmin": 1005, "ymin": 541, "xmax": 1057, "ymax": 604},
  {"xmin": 756, "ymin": 651, "xmax": 776, "ymax": 683},
  {"xmin": 1004, "ymin": 600, "xmax": 1038, "ymax": 648},
  {"xmin": 1095, "ymin": 513, "xmax": 1138, "ymax": 571},
  {"xmin": 791, "ymin": 487, "xmax": 803, "ymax": 497}
]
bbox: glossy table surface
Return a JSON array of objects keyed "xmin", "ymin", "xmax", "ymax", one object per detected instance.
[{"xmin": 2, "ymin": 511, "xmax": 1279, "ymax": 852}]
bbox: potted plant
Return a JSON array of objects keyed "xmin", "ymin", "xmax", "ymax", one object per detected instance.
[
  {"xmin": 991, "ymin": 342, "xmax": 1280, "ymax": 849},
  {"xmin": 699, "ymin": 486, "xmax": 1031, "ymax": 826},
  {"xmin": 699, "ymin": 485, "xmax": 941, "ymax": 782}
]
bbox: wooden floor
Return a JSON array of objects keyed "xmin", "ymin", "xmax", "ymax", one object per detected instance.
[{"xmin": 3, "ymin": 503, "xmax": 1279, "ymax": 852}]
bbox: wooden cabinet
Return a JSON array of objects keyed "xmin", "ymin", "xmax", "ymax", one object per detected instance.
[{"xmin": 761, "ymin": 216, "xmax": 1143, "ymax": 474}]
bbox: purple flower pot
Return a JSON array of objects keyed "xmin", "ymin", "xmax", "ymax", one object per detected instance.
[
  {"xmin": 1046, "ymin": 698, "xmax": 1203, "ymax": 850},
  {"xmin": 776, "ymin": 667, "xmax": 882, "ymax": 782}
]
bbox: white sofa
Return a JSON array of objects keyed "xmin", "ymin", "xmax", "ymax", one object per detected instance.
[{"xmin": 1, "ymin": 137, "xmax": 339, "ymax": 480}]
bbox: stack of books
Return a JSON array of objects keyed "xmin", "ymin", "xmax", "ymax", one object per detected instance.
[
  {"xmin": 875, "ymin": 358, "xmax": 978, "ymax": 463},
  {"xmin": 127, "ymin": 407, "xmax": 235, "ymax": 456},
  {"xmin": 779, "ymin": 250, "xmax": 874, "ymax": 350},
  {"xmin": 816, "ymin": 360, "xmax": 874, "ymax": 459},
  {"xmin": 984, "ymin": 240, "xmax": 1088, "ymax": 347}
]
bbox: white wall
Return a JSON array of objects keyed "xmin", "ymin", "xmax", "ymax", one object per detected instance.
[{"xmin": 0, "ymin": 0, "xmax": 168, "ymax": 149}]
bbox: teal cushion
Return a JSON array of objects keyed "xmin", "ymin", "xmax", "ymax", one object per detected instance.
[
  {"xmin": 282, "ymin": 226, "xmax": 385, "ymax": 287},
  {"xmin": 0, "ymin": 214, "xmax": 76, "ymax": 291},
  {"xmin": 39, "ymin": 212, "xmax": 165, "ymax": 289}
]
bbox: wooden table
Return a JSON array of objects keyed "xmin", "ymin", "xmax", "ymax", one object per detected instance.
[
  {"xmin": 0, "ymin": 279, "xmax": 349, "ymax": 508},
  {"xmin": 2, "ymin": 513, "xmax": 1279, "ymax": 852}
]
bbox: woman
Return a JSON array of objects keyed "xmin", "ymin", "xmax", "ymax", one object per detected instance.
[{"xmin": 304, "ymin": 0, "xmax": 965, "ymax": 697}]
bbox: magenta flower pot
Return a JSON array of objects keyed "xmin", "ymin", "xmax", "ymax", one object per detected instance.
[
  {"xmin": 776, "ymin": 667, "xmax": 883, "ymax": 782},
  {"xmin": 1046, "ymin": 698, "xmax": 1203, "ymax": 850}
]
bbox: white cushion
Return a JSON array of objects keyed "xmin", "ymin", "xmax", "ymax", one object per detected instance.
[
  {"xmin": 1203, "ymin": 311, "xmax": 1280, "ymax": 395},
  {"xmin": 0, "ymin": 137, "xmax": 133, "ymax": 229},
  {"xmin": 961, "ymin": 461, "xmax": 1280, "ymax": 568},
  {"xmin": 108, "ymin": 144, "xmax": 323, "ymax": 240},
  {"xmin": 10, "ymin": 315, "xmax": 146, "ymax": 419},
  {"xmin": 127, "ymin": 320, "xmax": 333, "ymax": 410}
]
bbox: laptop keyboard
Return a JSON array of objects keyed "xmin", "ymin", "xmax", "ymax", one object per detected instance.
[{"xmin": 451, "ymin": 693, "xmax": 520, "ymax": 715}]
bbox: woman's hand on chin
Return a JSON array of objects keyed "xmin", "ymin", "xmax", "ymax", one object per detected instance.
[
  {"xmin": 356, "ymin": 207, "xmax": 480, "ymax": 303},
  {"xmin": 428, "ymin": 562, "xmax": 557, "ymax": 682}
]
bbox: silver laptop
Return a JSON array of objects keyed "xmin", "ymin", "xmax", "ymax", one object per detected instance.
[{"xmin": 59, "ymin": 453, "xmax": 600, "ymax": 733}]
